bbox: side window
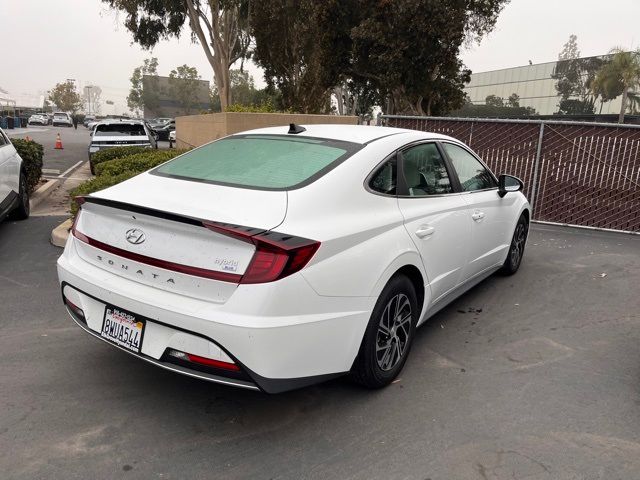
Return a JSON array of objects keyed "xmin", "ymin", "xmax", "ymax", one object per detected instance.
[
  {"xmin": 0, "ymin": 132, "xmax": 7, "ymax": 147},
  {"xmin": 369, "ymin": 157, "xmax": 397, "ymax": 195},
  {"xmin": 442, "ymin": 143, "xmax": 496, "ymax": 192},
  {"xmin": 401, "ymin": 143, "xmax": 452, "ymax": 196}
]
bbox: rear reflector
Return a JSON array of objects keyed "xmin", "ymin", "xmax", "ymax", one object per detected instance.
[
  {"xmin": 64, "ymin": 297, "xmax": 85, "ymax": 321},
  {"xmin": 167, "ymin": 348, "xmax": 240, "ymax": 371}
]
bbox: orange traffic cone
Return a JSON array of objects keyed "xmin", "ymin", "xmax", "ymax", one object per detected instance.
[{"xmin": 55, "ymin": 133, "xmax": 63, "ymax": 150}]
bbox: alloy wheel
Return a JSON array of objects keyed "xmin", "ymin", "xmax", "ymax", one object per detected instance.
[
  {"xmin": 376, "ymin": 293, "xmax": 412, "ymax": 371},
  {"xmin": 510, "ymin": 221, "xmax": 527, "ymax": 267}
]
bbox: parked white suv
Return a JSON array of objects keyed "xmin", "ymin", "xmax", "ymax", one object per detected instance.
[
  {"xmin": 52, "ymin": 112, "xmax": 73, "ymax": 127},
  {"xmin": 88, "ymin": 120, "xmax": 157, "ymax": 174},
  {"xmin": 0, "ymin": 128, "xmax": 30, "ymax": 222}
]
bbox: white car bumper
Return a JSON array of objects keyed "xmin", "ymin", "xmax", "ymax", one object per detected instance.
[{"xmin": 57, "ymin": 235, "xmax": 373, "ymax": 392}]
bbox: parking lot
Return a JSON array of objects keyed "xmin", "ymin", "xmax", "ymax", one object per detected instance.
[{"xmin": 1, "ymin": 215, "xmax": 639, "ymax": 479}]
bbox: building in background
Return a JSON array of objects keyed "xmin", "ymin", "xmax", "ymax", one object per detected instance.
[
  {"xmin": 462, "ymin": 54, "xmax": 638, "ymax": 123},
  {"xmin": 142, "ymin": 75, "xmax": 210, "ymax": 119}
]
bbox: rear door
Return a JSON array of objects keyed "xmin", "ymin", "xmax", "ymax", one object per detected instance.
[
  {"xmin": 441, "ymin": 141, "xmax": 511, "ymax": 278},
  {"xmin": 397, "ymin": 142, "xmax": 471, "ymax": 303}
]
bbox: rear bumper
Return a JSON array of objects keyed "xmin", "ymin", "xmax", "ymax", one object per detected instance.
[{"xmin": 57, "ymin": 237, "xmax": 374, "ymax": 393}]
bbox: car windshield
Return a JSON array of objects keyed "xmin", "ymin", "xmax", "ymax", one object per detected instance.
[
  {"xmin": 54, "ymin": 114, "xmax": 66, "ymax": 118},
  {"xmin": 153, "ymin": 134, "xmax": 360, "ymax": 190},
  {"xmin": 94, "ymin": 123, "xmax": 146, "ymax": 136}
]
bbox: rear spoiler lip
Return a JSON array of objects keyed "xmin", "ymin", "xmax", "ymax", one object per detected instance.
[{"xmin": 81, "ymin": 196, "xmax": 262, "ymax": 232}]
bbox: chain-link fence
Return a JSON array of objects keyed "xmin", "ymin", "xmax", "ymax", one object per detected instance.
[{"xmin": 380, "ymin": 115, "xmax": 640, "ymax": 233}]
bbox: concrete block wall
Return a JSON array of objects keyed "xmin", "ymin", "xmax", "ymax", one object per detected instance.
[{"xmin": 175, "ymin": 112, "xmax": 358, "ymax": 149}]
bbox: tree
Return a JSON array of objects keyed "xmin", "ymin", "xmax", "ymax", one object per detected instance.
[
  {"xmin": 103, "ymin": 0, "xmax": 250, "ymax": 111},
  {"xmin": 48, "ymin": 81, "xmax": 83, "ymax": 113},
  {"xmin": 127, "ymin": 57, "xmax": 160, "ymax": 117},
  {"xmin": 485, "ymin": 94, "xmax": 504, "ymax": 107},
  {"xmin": 348, "ymin": 0, "xmax": 508, "ymax": 115},
  {"xmin": 168, "ymin": 64, "xmax": 202, "ymax": 114},
  {"xmin": 507, "ymin": 93, "xmax": 520, "ymax": 108},
  {"xmin": 594, "ymin": 48, "xmax": 640, "ymax": 123},
  {"xmin": 551, "ymin": 35, "xmax": 605, "ymax": 115},
  {"xmin": 251, "ymin": 0, "xmax": 354, "ymax": 113}
]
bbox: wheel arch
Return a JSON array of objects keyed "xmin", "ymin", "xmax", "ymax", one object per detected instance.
[{"xmin": 370, "ymin": 252, "xmax": 430, "ymax": 323}]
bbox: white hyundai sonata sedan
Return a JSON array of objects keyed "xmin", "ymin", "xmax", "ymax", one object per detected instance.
[{"xmin": 58, "ymin": 124, "xmax": 530, "ymax": 393}]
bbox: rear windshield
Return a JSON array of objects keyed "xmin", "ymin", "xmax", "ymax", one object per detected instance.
[
  {"xmin": 54, "ymin": 114, "xmax": 67, "ymax": 118},
  {"xmin": 95, "ymin": 124, "xmax": 146, "ymax": 137},
  {"xmin": 153, "ymin": 135, "xmax": 361, "ymax": 190}
]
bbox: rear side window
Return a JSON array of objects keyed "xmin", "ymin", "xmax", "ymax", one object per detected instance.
[
  {"xmin": 95, "ymin": 124, "xmax": 146, "ymax": 137},
  {"xmin": 154, "ymin": 135, "xmax": 360, "ymax": 190},
  {"xmin": 369, "ymin": 157, "xmax": 397, "ymax": 195}
]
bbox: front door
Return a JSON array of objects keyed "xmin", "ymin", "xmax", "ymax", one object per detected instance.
[
  {"xmin": 441, "ymin": 142, "xmax": 511, "ymax": 278},
  {"xmin": 397, "ymin": 142, "xmax": 471, "ymax": 303}
]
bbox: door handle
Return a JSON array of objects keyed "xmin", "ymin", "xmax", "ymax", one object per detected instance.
[
  {"xmin": 415, "ymin": 225, "xmax": 435, "ymax": 238},
  {"xmin": 471, "ymin": 211, "xmax": 485, "ymax": 221}
]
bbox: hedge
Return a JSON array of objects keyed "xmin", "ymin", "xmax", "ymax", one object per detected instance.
[
  {"xmin": 90, "ymin": 146, "xmax": 149, "ymax": 168},
  {"xmin": 12, "ymin": 138, "xmax": 43, "ymax": 193},
  {"xmin": 69, "ymin": 148, "xmax": 188, "ymax": 217},
  {"xmin": 94, "ymin": 149, "xmax": 187, "ymax": 177}
]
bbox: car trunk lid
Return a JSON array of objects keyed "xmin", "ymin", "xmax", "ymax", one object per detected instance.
[{"xmin": 71, "ymin": 173, "xmax": 288, "ymax": 302}]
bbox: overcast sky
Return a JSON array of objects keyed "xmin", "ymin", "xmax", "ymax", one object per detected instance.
[{"xmin": 2, "ymin": 0, "xmax": 639, "ymax": 114}]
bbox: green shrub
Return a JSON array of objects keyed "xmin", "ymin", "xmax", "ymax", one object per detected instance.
[
  {"xmin": 90, "ymin": 146, "xmax": 149, "ymax": 167},
  {"xmin": 95, "ymin": 149, "xmax": 187, "ymax": 177},
  {"xmin": 12, "ymin": 138, "xmax": 44, "ymax": 193},
  {"xmin": 224, "ymin": 100, "xmax": 281, "ymax": 113},
  {"xmin": 69, "ymin": 171, "xmax": 139, "ymax": 216}
]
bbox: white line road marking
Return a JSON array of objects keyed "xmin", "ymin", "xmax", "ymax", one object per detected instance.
[
  {"xmin": 58, "ymin": 161, "xmax": 84, "ymax": 178},
  {"xmin": 42, "ymin": 168, "xmax": 61, "ymax": 175}
]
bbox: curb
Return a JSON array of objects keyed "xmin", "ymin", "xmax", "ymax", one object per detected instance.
[
  {"xmin": 51, "ymin": 218, "xmax": 73, "ymax": 248},
  {"xmin": 30, "ymin": 178, "xmax": 62, "ymax": 210}
]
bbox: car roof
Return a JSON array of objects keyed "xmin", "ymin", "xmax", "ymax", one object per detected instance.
[
  {"xmin": 237, "ymin": 124, "xmax": 455, "ymax": 145},
  {"xmin": 96, "ymin": 119, "xmax": 144, "ymax": 126}
]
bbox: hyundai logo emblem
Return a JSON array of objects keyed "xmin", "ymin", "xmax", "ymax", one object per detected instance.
[{"xmin": 125, "ymin": 228, "xmax": 146, "ymax": 245}]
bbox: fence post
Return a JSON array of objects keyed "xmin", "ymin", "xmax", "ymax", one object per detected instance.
[
  {"xmin": 468, "ymin": 120, "xmax": 475, "ymax": 147},
  {"xmin": 529, "ymin": 122, "xmax": 545, "ymax": 214}
]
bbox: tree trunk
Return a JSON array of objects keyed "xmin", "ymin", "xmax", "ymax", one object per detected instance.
[
  {"xmin": 333, "ymin": 87, "xmax": 345, "ymax": 115},
  {"xmin": 415, "ymin": 96, "xmax": 424, "ymax": 116},
  {"xmin": 619, "ymin": 86, "xmax": 629, "ymax": 124}
]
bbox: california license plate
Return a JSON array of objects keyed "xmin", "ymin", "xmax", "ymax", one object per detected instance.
[{"xmin": 101, "ymin": 306, "xmax": 145, "ymax": 353}]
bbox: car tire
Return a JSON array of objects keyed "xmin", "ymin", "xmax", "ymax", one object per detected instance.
[
  {"xmin": 351, "ymin": 274, "xmax": 418, "ymax": 388},
  {"xmin": 10, "ymin": 172, "xmax": 30, "ymax": 220},
  {"xmin": 500, "ymin": 214, "xmax": 528, "ymax": 275}
]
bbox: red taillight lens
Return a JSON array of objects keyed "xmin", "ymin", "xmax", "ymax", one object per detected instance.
[
  {"xmin": 204, "ymin": 223, "xmax": 320, "ymax": 284},
  {"xmin": 64, "ymin": 297, "xmax": 85, "ymax": 320},
  {"xmin": 167, "ymin": 349, "xmax": 240, "ymax": 371}
]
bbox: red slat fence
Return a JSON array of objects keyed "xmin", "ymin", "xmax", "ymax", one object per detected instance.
[{"xmin": 381, "ymin": 115, "xmax": 640, "ymax": 233}]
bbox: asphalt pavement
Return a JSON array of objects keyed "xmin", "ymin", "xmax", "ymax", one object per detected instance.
[
  {"xmin": 1, "ymin": 216, "xmax": 639, "ymax": 479},
  {"xmin": 7, "ymin": 125, "xmax": 90, "ymax": 175}
]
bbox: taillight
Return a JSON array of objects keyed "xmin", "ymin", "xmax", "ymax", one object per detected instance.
[{"xmin": 204, "ymin": 222, "xmax": 320, "ymax": 284}]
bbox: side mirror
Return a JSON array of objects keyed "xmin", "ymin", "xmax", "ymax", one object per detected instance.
[{"xmin": 498, "ymin": 174, "xmax": 523, "ymax": 198}]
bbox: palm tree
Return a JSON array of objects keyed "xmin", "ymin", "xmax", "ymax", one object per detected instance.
[{"xmin": 606, "ymin": 48, "xmax": 640, "ymax": 123}]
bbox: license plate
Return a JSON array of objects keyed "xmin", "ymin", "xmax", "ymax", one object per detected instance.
[{"xmin": 101, "ymin": 306, "xmax": 145, "ymax": 353}]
